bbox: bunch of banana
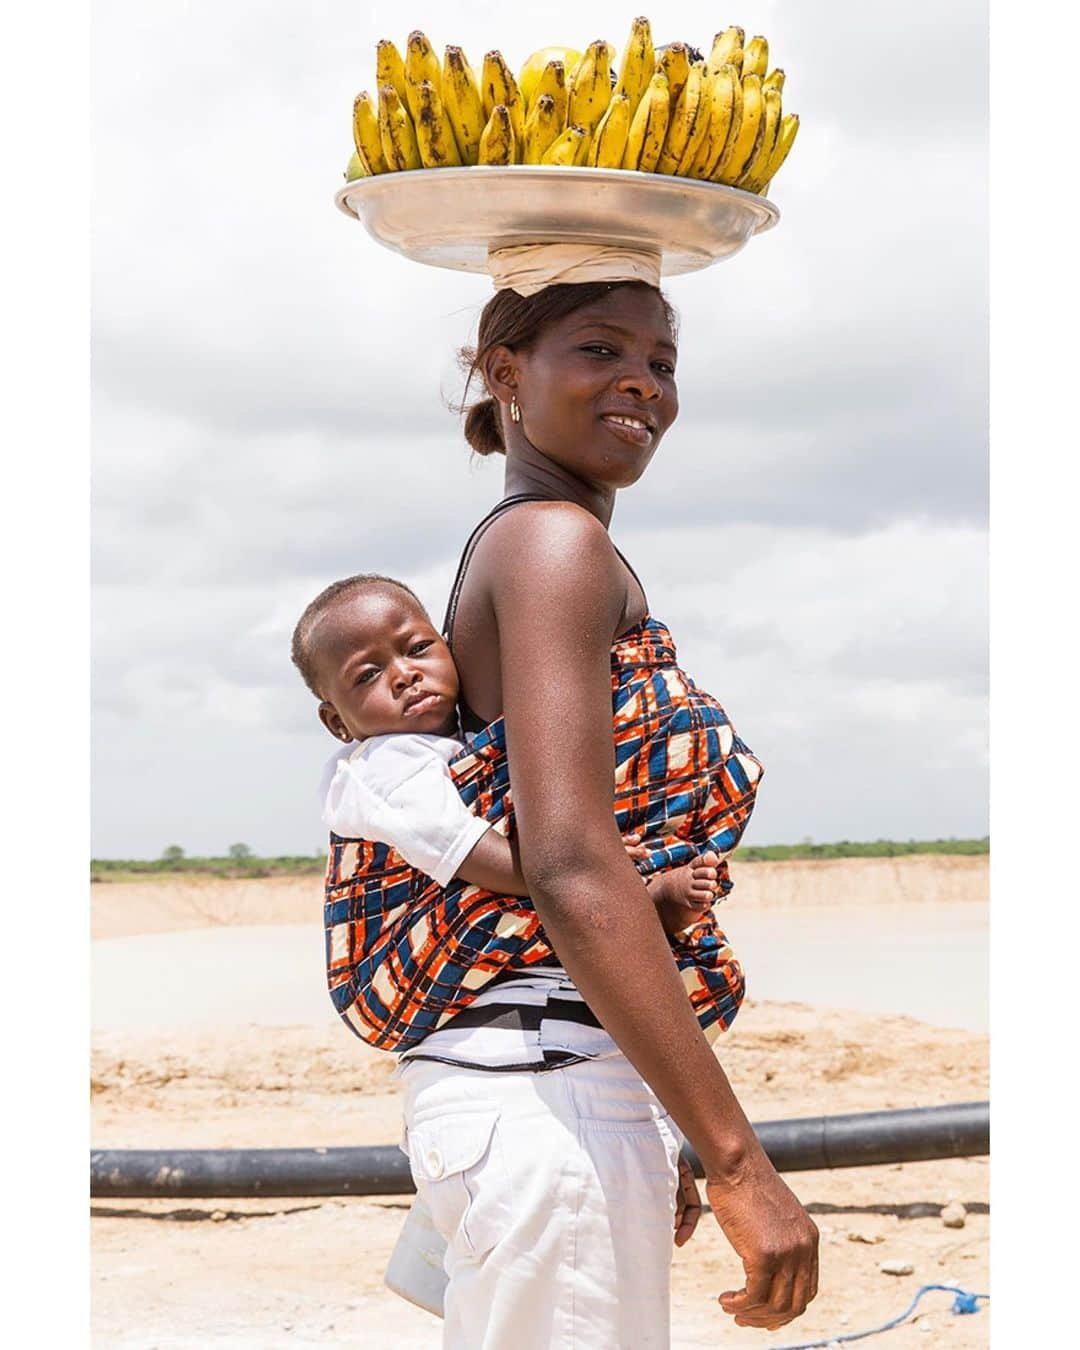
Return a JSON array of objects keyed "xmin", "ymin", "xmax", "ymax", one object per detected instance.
[{"xmin": 344, "ymin": 20, "xmax": 800, "ymax": 196}]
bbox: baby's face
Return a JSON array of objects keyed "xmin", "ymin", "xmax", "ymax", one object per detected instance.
[{"xmin": 312, "ymin": 588, "xmax": 460, "ymax": 742}]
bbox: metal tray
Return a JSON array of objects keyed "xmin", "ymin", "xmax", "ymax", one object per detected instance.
[{"xmin": 334, "ymin": 165, "xmax": 778, "ymax": 277}]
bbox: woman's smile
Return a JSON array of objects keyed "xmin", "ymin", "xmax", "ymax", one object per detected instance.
[{"xmin": 599, "ymin": 411, "xmax": 656, "ymax": 448}]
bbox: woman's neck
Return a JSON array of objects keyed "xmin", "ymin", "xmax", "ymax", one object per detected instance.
[{"xmin": 503, "ymin": 443, "xmax": 615, "ymax": 529}]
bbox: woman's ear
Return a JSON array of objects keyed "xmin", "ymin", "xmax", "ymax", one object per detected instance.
[
  {"xmin": 480, "ymin": 344, "xmax": 519, "ymax": 412},
  {"xmin": 318, "ymin": 701, "xmax": 353, "ymax": 743}
]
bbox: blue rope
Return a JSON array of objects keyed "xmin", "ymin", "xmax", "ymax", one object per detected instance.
[{"xmin": 771, "ymin": 1284, "xmax": 989, "ymax": 1349}]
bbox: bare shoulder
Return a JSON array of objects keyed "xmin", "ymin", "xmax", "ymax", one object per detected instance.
[{"xmin": 473, "ymin": 499, "xmax": 625, "ymax": 637}]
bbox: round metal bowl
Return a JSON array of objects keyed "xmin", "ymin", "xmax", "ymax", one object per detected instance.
[{"xmin": 334, "ymin": 165, "xmax": 778, "ymax": 277}]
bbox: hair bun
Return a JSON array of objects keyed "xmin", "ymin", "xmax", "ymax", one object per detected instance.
[{"xmin": 463, "ymin": 397, "xmax": 505, "ymax": 458}]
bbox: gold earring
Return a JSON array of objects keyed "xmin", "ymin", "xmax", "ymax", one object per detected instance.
[{"xmin": 509, "ymin": 395, "xmax": 521, "ymax": 423}]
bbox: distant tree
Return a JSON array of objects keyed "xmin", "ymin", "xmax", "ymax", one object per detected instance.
[
  {"xmin": 228, "ymin": 842, "xmax": 253, "ymax": 860},
  {"xmin": 162, "ymin": 845, "xmax": 185, "ymax": 862}
]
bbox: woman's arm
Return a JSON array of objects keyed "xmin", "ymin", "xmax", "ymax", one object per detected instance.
[{"xmin": 487, "ymin": 501, "xmax": 818, "ymax": 1331}]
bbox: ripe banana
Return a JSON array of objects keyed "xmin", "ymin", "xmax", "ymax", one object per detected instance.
[
  {"xmin": 404, "ymin": 31, "xmax": 441, "ymax": 122},
  {"xmin": 352, "ymin": 91, "xmax": 389, "ymax": 175},
  {"xmin": 757, "ymin": 112, "xmax": 799, "ymax": 194},
  {"xmin": 762, "ymin": 68, "xmax": 786, "ymax": 95},
  {"xmin": 568, "ymin": 39, "xmax": 614, "ymax": 134},
  {"xmin": 523, "ymin": 92, "xmax": 562, "ymax": 164},
  {"xmin": 655, "ymin": 42, "xmax": 691, "ymax": 108},
  {"xmin": 706, "ymin": 65, "xmax": 743, "ymax": 179},
  {"xmin": 533, "ymin": 60, "xmax": 568, "ymax": 131},
  {"xmin": 622, "ymin": 71, "xmax": 669, "ymax": 172},
  {"xmin": 478, "ymin": 103, "xmax": 515, "ymax": 165},
  {"xmin": 714, "ymin": 72, "xmax": 762, "ymax": 183},
  {"xmin": 588, "ymin": 90, "xmax": 631, "ymax": 166},
  {"xmin": 414, "ymin": 80, "xmax": 462, "ymax": 168},
  {"xmin": 542, "ymin": 123, "xmax": 587, "ymax": 166},
  {"xmin": 481, "ymin": 51, "xmax": 525, "ymax": 157},
  {"xmin": 735, "ymin": 85, "xmax": 781, "ymax": 190},
  {"xmin": 614, "ymin": 16, "xmax": 655, "ymax": 119},
  {"xmin": 519, "ymin": 46, "xmax": 582, "ymax": 107},
  {"xmin": 742, "ymin": 36, "xmax": 769, "ymax": 80},
  {"xmin": 687, "ymin": 63, "xmax": 738, "ymax": 179},
  {"xmin": 378, "ymin": 84, "xmax": 421, "ymax": 171},
  {"xmin": 376, "ymin": 39, "xmax": 409, "ymax": 110},
  {"xmin": 443, "ymin": 47, "xmax": 485, "ymax": 165},
  {"xmin": 708, "ymin": 27, "xmax": 744, "ymax": 76},
  {"xmin": 655, "ymin": 61, "xmax": 704, "ymax": 176}
]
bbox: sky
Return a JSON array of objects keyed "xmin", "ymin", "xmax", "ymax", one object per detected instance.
[{"xmin": 91, "ymin": 0, "xmax": 988, "ymax": 858}]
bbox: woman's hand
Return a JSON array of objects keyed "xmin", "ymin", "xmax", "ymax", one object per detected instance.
[
  {"xmin": 706, "ymin": 1153, "xmax": 819, "ymax": 1329},
  {"xmin": 674, "ymin": 1154, "xmax": 703, "ymax": 1247}
]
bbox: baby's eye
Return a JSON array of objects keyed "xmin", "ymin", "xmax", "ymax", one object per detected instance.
[
  {"xmin": 409, "ymin": 640, "xmax": 434, "ymax": 656},
  {"xmin": 355, "ymin": 668, "xmax": 378, "ymax": 686}
]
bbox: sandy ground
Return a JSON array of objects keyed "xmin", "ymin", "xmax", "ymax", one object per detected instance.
[{"xmin": 91, "ymin": 858, "xmax": 989, "ymax": 1348}]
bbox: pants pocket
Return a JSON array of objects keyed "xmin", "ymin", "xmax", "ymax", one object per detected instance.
[{"xmin": 405, "ymin": 1108, "xmax": 509, "ymax": 1261}]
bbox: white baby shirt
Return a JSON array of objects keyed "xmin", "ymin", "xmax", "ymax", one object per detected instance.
[{"xmin": 319, "ymin": 733, "xmax": 490, "ymax": 887}]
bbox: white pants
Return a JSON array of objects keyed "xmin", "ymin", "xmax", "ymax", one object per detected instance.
[{"xmin": 399, "ymin": 1049, "xmax": 683, "ymax": 1349}]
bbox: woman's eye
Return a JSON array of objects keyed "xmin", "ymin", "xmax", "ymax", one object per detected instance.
[
  {"xmin": 582, "ymin": 343, "xmax": 616, "ymax": 356},
  {"xmin": 654, "ymin": 361, "xmax": 676, "ymax": 376}
]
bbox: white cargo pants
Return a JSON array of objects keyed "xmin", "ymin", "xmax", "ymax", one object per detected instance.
[{"xmin": 399, "ymin": 1049, "xmax": 683, "ymax": 1349}]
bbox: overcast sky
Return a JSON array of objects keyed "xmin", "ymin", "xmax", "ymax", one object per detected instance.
[{"xmin": 91, "ymin": 0, "xmax": 987, "ymax": 858}]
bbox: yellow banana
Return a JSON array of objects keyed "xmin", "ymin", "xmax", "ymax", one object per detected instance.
[
  {"xmin": 674, "ymin": 64, "xmax": 717, "ymax": 177},
  {"xmin": 519, "ymin": 46, "xmax": 582, "ymax": 107},
  {"xmin": 443, "ymin": 46, "xmax": 485, "ymax": 165},
  {"xmin": 378, "ymin": 84, "xmax": 421, "ymax": 171},
  {"xmin": 621, "ymin": 71, "xmax": 669, "ymax": 172},
  {"xmin": 714, "ymin": 73, "xmax": 763, "ymax": 183},
  {"xmin": 352, "ymin": 91, "xmax": 389, "ymax": 174},
  {"xmin": 588, "ymin": 90, "xmax": 631, "ymax": 166},
  {"xmin": 655, "ymin": 61, "xmax": 704, "ymax": 175},
  {"xmin": 757, "ymin": 112, "xmax": 799, "ymax": 194},
  {"xmin": 404, "ymin": 31, "xmax": 441, "ymax": 123},
  {"xmin": 707, "ymin": 66, "xmax": 743, "ymax": 180},
  {"xmin": 568, "ymin": 39, "xmax": 614, "ymax": 134},
  {"xmin": 481, "ymin": 51, "xmax": 525, "ymax": 157},
  {"xmin": 762, "ymin": 68, "xmax": 786, "ymax": 95},
  {"xmin": 344, "ymin": 150, "xmax": 367, "ymax": 181},
  {"xmin": 478, "ymin": 103, "xmax": 515, "ymax": 165},
  {"xmin": 541, "ymin": 123, "xmax": 587, "ymax": 166},
  {"xmin": 533, "ymin": 60, "xmax": 568, "ymax": 131},
  {"xmin": 708, "ymin": 26, "xmax": 744, "ymax": 76},
  {"xmin": 523, "ymin": 93, "xmax": 562, "ymax": 164},
  {"xmin": 656, "ymin": 42, "xmax": 691, "ymax": 108},
  {"xmin": 742, "ymin": 36, "xmax": 769, "ymax": 80},
  {"xmin": 414, "ymin": 79, "xmax": 462, "ymax": 168},
  {"xmin": 686, "ymin": 64, "xmax": 738, "ymax": 179},
  {"xmin": 614, "ymin": 16, "xmax": 655, "ymax": 120},
  {"xmin": 736, "ymin": 85, "xmax": 781, "ymax": 190},
  {"xmin": 376, "ymin": 40, "xmax": 409, "ymax": 110}
]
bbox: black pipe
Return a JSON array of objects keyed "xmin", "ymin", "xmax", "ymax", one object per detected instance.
[{"xmin": 90, "ymin": 1102, "xmax": 987, "ymax": 1200}]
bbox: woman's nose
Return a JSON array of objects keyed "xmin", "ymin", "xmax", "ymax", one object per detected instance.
[{"xmin": 615, "ymin": 365, "xmax": 663, "ymax": 401}]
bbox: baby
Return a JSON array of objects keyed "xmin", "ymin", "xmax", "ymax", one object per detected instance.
[{"xmin": 291, "ymin": 572, "xmax": 721, "ymax": 934}]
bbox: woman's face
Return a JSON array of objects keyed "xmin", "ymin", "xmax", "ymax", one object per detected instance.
[{"xmin": 506, "ymin": 286, "xmax": 679, "ymax": 491}]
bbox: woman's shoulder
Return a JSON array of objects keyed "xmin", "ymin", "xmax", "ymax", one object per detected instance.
[{"xmin": 479, "ymin": 498, "xmax": 619, "ymax": 570}]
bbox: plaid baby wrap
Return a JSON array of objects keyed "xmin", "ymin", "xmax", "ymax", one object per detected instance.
[{"xmin": 324, "ymin": 616, "xmax": 763, "ymax": 1052}]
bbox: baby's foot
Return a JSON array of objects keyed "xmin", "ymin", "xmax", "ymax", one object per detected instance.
[{"xmin": 647, "ymin": 850, "xmax": 722, "ymax": 934}]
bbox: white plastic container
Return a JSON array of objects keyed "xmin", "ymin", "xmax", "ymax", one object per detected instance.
[{"xmin": 384, "ymin": 1195, "xmax": 449, "ymax": 1318}]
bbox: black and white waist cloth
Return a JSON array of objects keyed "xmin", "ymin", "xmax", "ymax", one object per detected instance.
[{"xmin": 398, "ymin": 962, "xmax": 615, "ymax": 1073}]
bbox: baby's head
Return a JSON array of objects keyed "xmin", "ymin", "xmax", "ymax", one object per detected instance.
[{"xmin": 291, "ymin": 574, "xmax": 460, "ymax": 743}]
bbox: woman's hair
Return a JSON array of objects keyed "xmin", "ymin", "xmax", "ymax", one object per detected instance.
[{"xmin": 456, "ymin": 281, "xmax": 678, "ymax": 458}]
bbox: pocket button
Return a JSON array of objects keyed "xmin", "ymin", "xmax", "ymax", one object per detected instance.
[{"xmin": 425, "ymin": 1147, "xmax": 445, "ymax": 1179}]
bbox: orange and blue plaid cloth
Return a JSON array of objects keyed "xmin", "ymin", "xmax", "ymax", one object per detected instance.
[{"xmin": 324, "ymin": 616, "xmax": 763, "ymax": 1052}]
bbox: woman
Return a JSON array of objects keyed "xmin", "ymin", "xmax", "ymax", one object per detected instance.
[{"xmin": 332, "ymin": 274, "xmax": 819, "ymax": 1347}]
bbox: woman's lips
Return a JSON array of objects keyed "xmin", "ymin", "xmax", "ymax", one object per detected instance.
[
  {"xmin": 601, "ymin": 414, "xmax": 655, "ymax": 447},
  {"xmin": 402, "ymin": 693, "xmax": 442, "ymax": 718}
]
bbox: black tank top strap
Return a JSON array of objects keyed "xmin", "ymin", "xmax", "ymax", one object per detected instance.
[{"xmin": 441, "ymin": 493, "xmax": 550, "ymax": 646}]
